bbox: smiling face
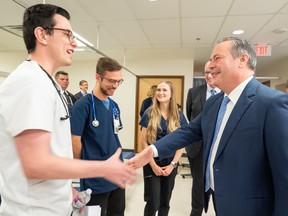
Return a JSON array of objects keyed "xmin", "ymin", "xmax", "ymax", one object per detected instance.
[
  {"xmin": 96, "ymin": 70, "xmax": 123, "ymax": 98},
  {"xmin": 204, "ymin": 62, "xmax": 216, "ymax": 88},
  {"xmin": 156, "ymin": 82, "xmax": 172, "ymax": 104},
  {"xmin": 80, "ymin": 81, "xmax": 88, "ymax": 93},
  {"xmin": 46, "ymin": 14, "xmax": 77, "ymax": 68},
  {"xmin": 208, "ymin": 40, "xmax": 242, "ymax": 94}
]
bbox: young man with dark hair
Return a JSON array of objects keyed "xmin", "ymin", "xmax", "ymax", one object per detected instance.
[{"xmin": 0, "ymin": 4, "xmax": 135, "ymax": 216}]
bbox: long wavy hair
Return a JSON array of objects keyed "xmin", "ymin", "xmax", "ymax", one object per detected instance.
[{"xmin": 146, "ymin": 81, "xmax": 180, "ymax": 144}]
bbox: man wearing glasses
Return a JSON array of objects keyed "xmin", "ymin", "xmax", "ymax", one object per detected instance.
[
  {"xmin": 71, "ymin": 57, "xmax": 126, "ymax": 216},
  {"xmin": 0, "ymin": 4, "xmax": 135, "ymax": 216},
  {"xmin": 186, "ymin": 61, "xmax": 220, "ymax": 216}
]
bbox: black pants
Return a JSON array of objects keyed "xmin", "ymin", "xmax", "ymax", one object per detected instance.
[
  {"xmin": 87, "ymin": 188, "xmax": 125, "ymax": 216},
  {"xmin": 143, "ymin": 158, "xmax": 177, "ymax": 216},
  {"xmin": 188, "ymin": 147, "xmax": 204, "ymax": 216},
  {"xmin": 205, "ymin": 189, "xmax": 217, "ymax": 215}
]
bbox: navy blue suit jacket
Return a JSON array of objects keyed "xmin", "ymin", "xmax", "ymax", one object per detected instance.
[
  {"xmin": 154, "ymin": 78, "xmax": 288, "ymax": 216},
  {"xmin": 185, "ymin": 83, "xmax": 207, "ymax": 158}
]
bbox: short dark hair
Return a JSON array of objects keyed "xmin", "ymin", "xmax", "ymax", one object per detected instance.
[
  {"xmin": 23, "ymin": 4, "xmax": 70, "ymax": 53},
  {"xmin": 79, "ymin": 80, "xmax": 88, "ymax": 86},
  {"xmin": 96, "ymin": 57, "xmax": 122, "ymax": 76},
  {"xmin": 55, "ymin": 71, "xmax": 68, "ymax": 79}
]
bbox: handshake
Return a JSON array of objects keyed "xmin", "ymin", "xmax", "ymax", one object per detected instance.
[{"xmin": 102, "ymin": 146, "xmax": 154, "ymax": 188}]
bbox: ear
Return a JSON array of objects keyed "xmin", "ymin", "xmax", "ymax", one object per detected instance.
[
  {"xmin": 239, "ymin": 53, "xmax": 249, "ymax": 68},
  {"xmin": 96, "ymin": 73, "xmax": 101, "ymax": 82},
  {"xmin": 34, "ymin": 27, "xmax": 48, "ymax": 45}
]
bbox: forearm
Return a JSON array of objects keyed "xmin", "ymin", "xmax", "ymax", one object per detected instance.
[
  {"xmin": 172, "ymin": 148, "xmax": 184, "ymax": 163},
  {"xmin": 21, "ymin": 154, "xmax": 109, "ymax": 180},
  {"xmin": 15, "ymin": 130, "xmax": 112, "ymax": 180},
  {"xmin": 72, "ymin": 135, "xmax": 82, "ymax": 159}
]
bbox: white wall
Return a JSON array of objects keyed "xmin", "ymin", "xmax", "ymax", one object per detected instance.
[
  {"xmin": 65, "ymin": 58, "xmax": 194, "ymax": 150},
  {"xmin": 0, "ymin": 52, "xmax": 194, "ymax": 150},
  {"xmin": 257, "ymin": 58, "xmax": 288, "ymax": 90}
]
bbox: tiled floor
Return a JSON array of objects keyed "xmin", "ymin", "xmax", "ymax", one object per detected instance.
[{"xmin": 125, "ymin": 157, "xmax": 216, "ymax": 216}]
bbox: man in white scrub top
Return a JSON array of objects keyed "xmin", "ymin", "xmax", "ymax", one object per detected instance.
[{"xmin": 0, "ymin": 4, "xmax": 135, "ymax": 216}]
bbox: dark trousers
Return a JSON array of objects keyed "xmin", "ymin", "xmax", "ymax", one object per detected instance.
[
  {"xmin": 188, "ymin": 147, "xmax": 204, "ymax": 216},
  {"xmin": 87, "ymin": 188, "xmax": 125, "ymax": 216},
  {"xmin": 205, "ymin": 189, "xmax": 217, "ymax": 215},
  {"xmin": 143, "ymin": 159, "xmax": 177, "ymax": 216}
]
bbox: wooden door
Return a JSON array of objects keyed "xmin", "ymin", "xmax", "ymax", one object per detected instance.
[{"xmin": 134, "ymin": 76, "xmax": 184, "ymax": 153}]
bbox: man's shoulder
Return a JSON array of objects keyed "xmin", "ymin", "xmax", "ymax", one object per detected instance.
[
  {"xmin": 188, "ymin": 84, "xmax": 206, "ymax": 97},
  {"xmin": 74, "ymin": 91, "xmax": 82, "ymax": 99},
  {"xmin": 189, "ymin": 83, "xmax": 206, "ymax": 92}
]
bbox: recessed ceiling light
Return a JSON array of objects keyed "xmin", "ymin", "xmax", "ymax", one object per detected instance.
[
  {"xmin": 232, "ymin": 30, "xmax": 244, "ymax": 35},
  {"xmin": 149, "ymin": 0, "xmax": 157, "ymax": 2},
  {"xmin": 273, "ymin": 28, "xmax": 288, "ymax": 34}
]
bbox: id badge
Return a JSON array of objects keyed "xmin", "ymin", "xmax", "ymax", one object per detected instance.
[{"xmin": 114, "ymin": 118, "xmax": 120, "ymax": 134}]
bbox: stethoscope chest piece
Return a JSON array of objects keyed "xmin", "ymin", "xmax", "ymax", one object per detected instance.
[{"xmin": 92, "ymin": 119, "xmax": 99, "ymax": 127}]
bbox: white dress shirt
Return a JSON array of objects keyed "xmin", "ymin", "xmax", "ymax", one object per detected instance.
[{"xmin": 151, "ymin": 76, "xmax": 254, "ymax": 191}]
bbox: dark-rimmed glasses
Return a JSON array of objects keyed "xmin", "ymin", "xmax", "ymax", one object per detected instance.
[
  {"xmin": 100, "ymin": 75, "xmax": 124, "ymax": 85},
  {"xmin": 44, "ymin": 27, "xmax": 75, "ymax": 42}
]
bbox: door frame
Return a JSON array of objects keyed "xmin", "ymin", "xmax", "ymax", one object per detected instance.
[{"xmin": 134, "ymin": 75, "xmax": 184, "ymax": 153}]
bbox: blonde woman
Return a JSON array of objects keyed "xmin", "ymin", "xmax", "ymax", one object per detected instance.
[
  {"xmin": 140, "ymin": 85, "xmax": 158, "ymax": 117},
  {"xmin": 139, "ymin": 81, "xmax": 188, "ymax": 216}
]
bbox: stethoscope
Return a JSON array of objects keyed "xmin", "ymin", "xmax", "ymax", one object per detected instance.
[
  {"xmin": 27, "ymin": 59, "xmax": 70, "ymax": 121},
  {"xmin": 91, "ymin": 90, "xmax": 120, "ymax": 127}
]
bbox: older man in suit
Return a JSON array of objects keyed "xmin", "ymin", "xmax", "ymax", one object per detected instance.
[
  {"xmin": 129, "ymin": 37, "xmax": 288, "ymax": 216},
  {"xmin": 74, "ymin": 80, "xmax": 88, "ymax": 100},
  {"xmin": 55, "ymin": 71, "xmax": 76, "ymax": 114},
  {"xmin": 186, "ymin": 62, "xmax": 220, "ymax": 216}
]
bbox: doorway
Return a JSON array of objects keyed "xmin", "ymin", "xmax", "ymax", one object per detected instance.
[{"xmin": 134, "ymin": 76, "xmax": 184, "ymax": 153}]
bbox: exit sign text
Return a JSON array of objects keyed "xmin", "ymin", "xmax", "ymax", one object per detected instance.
[{"xmin": 255, "ymin": 45, "xmax": 271, "ymax": 56}]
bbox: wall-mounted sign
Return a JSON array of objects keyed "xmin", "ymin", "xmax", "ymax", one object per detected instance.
[{"xmin": 255, "ymin": 45, "xmax": 271, "ymax": 56}]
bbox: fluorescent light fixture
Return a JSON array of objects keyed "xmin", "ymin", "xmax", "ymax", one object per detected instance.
[
  {"xmin": 273, "ymin": 28, "xmax": 288, "ymax": 34},
  {"xmin": 73, "ymin": 31, "xmax": 94, "ymax": 47},
  {"xmin": 232, "ymin": 30, "xmax": 244, "ymax": 35},
  {"xmin": 74, "ymin": 48, "xmax": 86, "ymax": 52}
]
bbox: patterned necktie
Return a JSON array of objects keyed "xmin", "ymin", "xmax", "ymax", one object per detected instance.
[
  {"xmin": 205, "ymin": 96, "xmax": 230, "ymax": 192},
  {"xmin": 63, "ymin": 92, "xmax": 73, "ymax": 107},
  {"xmin": 210, "ymin": 89, "xmax": 216, "ymax": 96}
]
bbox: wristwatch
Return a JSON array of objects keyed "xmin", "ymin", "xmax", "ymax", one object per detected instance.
[{"xmin": 170, "ymin": 161, "xmax": 177, "ymax": 168}]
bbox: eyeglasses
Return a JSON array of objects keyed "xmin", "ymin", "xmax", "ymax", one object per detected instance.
[
  {"xmin": 44, "ymin": 27, "xmax": 75, "ymax": 42},
  {"xmin": 100, "ymin": 75, "xmax": 124, "ymax": 85}
]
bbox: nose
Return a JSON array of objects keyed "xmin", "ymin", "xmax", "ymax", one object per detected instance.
[
  {"xmin": 112, "ymin": 82, "xmax": 120, "ymax": 88},
  {"xmin": 71, "ymin": 38, "xmax": 78, "ymax": 48}
]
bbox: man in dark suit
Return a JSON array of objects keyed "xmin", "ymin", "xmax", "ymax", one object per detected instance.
[
  {"xmin": 55, "ymin": 71, "xmax": 76, "ymax": 114},
  {"xmin": 129, "ymin": 37, "xmax": 288, "ymax": 216},
  {"xmin": 74, "ymin": 80, "xmax": 88, "ymax": 100},
  {"xmin": 186, "ymin": 62, "xmax": 220, "ymax": 216}
]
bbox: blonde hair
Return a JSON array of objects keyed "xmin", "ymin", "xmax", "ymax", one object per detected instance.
[
  {"xmin": 146, "ymin": 81, "xmax": 180, "ymax": 144},
  {"xmin": 147, "ymin": 85, "xmax": 157, "ymax": 97}
]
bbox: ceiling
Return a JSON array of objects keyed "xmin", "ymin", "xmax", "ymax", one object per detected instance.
[{"xmin": 1, "ymin": 0, "xmax": 288, "ymax": 73}]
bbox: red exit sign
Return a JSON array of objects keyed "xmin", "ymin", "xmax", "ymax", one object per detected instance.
[{"xmin": 255, "ymin": 45, "xmax": 271, "ymax": 56}]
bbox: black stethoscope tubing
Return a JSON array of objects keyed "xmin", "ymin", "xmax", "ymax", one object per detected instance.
[{"xmin": 29, "ymin": 59, "xmax": 70, "ymax": 121}]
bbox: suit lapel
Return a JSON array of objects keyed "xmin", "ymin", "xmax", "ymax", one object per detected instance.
[{"xmin": 215, "ymin": 78, "xmax": 259, "ymax": 160}]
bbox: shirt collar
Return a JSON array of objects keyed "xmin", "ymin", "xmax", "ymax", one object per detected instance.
[
  {"xmin": 225, "ymin": 76, "xmax": 253, "ymax": 105},
  {"xmin": 207, "ymin": 84, "xmax": 220, "ymax": 94}
]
